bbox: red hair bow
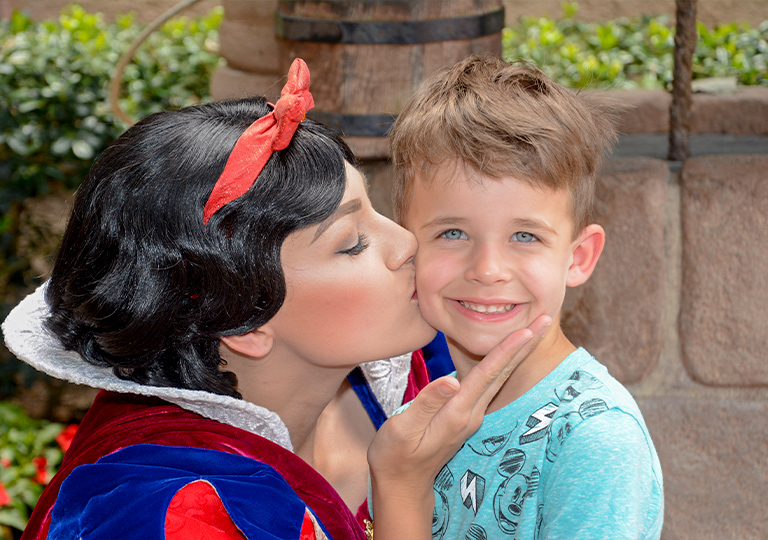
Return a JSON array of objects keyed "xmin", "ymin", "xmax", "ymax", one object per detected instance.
[{"xmin": 203, "ymin": 58, "xmax": 314, "ymax": 224}]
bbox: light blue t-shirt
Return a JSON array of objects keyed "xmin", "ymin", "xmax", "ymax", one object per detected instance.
[{"xmin": 430, "ymin": 348, "xmax": 663, "ymax": 540}]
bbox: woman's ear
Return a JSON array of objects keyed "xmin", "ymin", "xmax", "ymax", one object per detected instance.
[
  {"xmin": 220, "ymin": 325, "xmax": 275, "ymax": 359},
  {"xmin": 566, "ymin": 224, "xmax": 605, "ymax": 287}
]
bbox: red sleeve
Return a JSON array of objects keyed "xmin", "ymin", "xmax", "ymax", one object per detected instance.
[
  {"xmin": 165, "ymin": 480, "xmax": 248, "ymax": 540},
  {"xmin": 401, "ymin": 349, "xmax": 431, "ymax": 405},
  {"xmin": 355, "ymin": 350, "xmax": 432, "ymax": 531}
]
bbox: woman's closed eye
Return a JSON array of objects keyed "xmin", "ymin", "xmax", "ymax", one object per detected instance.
[
  {"xmin": 338, "ymin": 233, "xmax": 370, "ymax": 256},
  {"xmin": 512, "ymin": 231, "xmax": 538, "ymax": 243},
  {"xmin": 440, "ymin": 229, "xmax": 467, "ymax": 241}
]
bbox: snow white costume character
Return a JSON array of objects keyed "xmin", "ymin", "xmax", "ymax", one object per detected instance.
[{"xmin": 3, "ymin": 58, "xmax": 439, "ymax": 539}]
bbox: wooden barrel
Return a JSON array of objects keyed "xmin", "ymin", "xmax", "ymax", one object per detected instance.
[
  {"xmin": 275, "ymin": 0, "xmax": 505, "ymax": 159},
  {"xmin": 212, "ymin": 0, "xmax": 283, "ymax": 102}
]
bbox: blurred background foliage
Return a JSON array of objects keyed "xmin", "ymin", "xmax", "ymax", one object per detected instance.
[
  {"xmin": 0, "ymin": 5, "xmax": 223, "ymax": 401},
  {"xmin": 0, "ymin": 402, "xmax": 73, "ymax": 539},
  {"xmin": 0, "ymin": 1, "xmax": 765, "ymax": 399},
  {"xmin": 503, "ymin": 2, "xmax": 767, "ymax": 88}
]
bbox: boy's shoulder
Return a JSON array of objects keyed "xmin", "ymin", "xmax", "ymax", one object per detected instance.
[
  {"xmin": 546, "ymin": 348, "xmax": 640, "ymax": 415},
  {"xmin": 481, "ymin": 347, "xmax": 647, "ymax": 446}
]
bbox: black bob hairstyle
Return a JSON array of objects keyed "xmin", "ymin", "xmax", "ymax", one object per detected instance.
[{"xmin": 45, "ymin": 97, "xmax": 356, "ymax": 398}]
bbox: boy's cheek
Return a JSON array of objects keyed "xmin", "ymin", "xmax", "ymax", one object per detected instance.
[{"xmin": 414, "ymin": 251, "xmax": 451, "ymax": 290}]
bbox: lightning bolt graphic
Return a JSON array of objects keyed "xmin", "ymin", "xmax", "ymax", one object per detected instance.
[
  {"xmin": 519, "ymin": 402, "xmax": 558, "ymax": 444},
  {"xmin": 460, "ymin": 470, "xmax": 485, "ymax": 514},
  {"xmin": 460, "ymin": 474, "xmax": 477, "ymax": 513}
]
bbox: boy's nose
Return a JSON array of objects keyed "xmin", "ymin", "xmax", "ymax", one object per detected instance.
[{"xmin": 465, "ymin": 244, "xmax": 512, "ymax": 284}]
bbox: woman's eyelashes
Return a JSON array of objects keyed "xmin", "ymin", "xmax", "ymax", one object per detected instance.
[{"xmin": 338, "ymin": 233, "xmax": 370, "ymax": 256}]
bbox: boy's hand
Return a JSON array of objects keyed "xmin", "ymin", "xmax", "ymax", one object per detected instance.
[{"xmin": 368, "ymin": 314, "xmax": 552, "ymax": 539}]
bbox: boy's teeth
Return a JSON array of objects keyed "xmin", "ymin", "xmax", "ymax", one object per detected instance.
[{"xmin": 459, "ymin": 301, "xmax": 515, "ymax": 314}]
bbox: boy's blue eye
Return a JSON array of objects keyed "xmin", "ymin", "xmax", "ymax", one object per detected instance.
[
  {"xmin": 441, "ymin": 229, "xmax": 467, "ymax": 240},
  {"xmin": 339, "ymin": 233, "xmax": 370, "ymax": 256},
  {"xmin": 512, "ymin": 232, "xmax": 537, "ymax": 243}
]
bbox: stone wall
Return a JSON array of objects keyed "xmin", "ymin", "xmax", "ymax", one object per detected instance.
[{"xmin": 563, "ymin": 152, "xmax": 768, "ymax": 540}]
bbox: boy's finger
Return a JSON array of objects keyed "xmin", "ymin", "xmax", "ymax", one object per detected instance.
[{"xmin": 395, "ymin": 376, "xmax": 461, "ymax": 432}]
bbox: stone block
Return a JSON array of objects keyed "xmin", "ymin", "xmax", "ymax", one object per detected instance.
[
  {"xmin": 679, "ymin": 154, "xmax": 768, "ymax": 387},
  {"xmin": 562, "ymin": 157, "xmax": 668, "ymax": 384},
  {"xmin": 639, "ymin": 396, "xmax": 768, "ymax": 540},
  {"xmin": 210, "ymin": 65, "xmax": 282, "ymax": 102},
  {"xmin": 596, "ymin": 89, "xmax": 671, "ymax": 134},
  {"xmin": 691, "ymin": 86, "xmax": 768, "ymax": 135},
  {"xmin": 595, "ymin": 87, "xmax": 768, "ymax": 136}
]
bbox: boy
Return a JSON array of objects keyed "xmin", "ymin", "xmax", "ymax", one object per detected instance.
[{"xmin": 390, "ymin": 56, "xmax": 664, "ymax": 539}]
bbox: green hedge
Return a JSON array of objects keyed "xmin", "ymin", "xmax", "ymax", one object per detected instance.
[
  {"xmin": 0, "ymin": 5, "xmax": 223, "ymax": 328},
  {"xmin": 503, "ymin": 2, "xmax": 768, "ymax": 89},
  {"xmin": 0, "ymin": 5, "xmax": 224, "ymax": 398},
  {"xmin": 0, "ymin": 5, "xmax": 223, "ymax": 213},
  {"xmin": 0, "ymin": 402, "xmax": 73, "ymax": 538}
]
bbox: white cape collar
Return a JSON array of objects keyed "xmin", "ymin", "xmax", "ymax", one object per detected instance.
[{"xmin": 2, "ymin": 285, "xmax": 413, "ymax": 452}]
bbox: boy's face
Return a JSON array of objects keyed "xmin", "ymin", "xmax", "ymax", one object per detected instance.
[{"xmin": 404, "ymin": 163, "xmax": 588, "ymax": 361}]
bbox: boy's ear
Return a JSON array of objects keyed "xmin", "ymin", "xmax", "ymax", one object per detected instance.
[
  {"xmin": 220, "ymin": 325, "xmax": 275, "ymax": 359},
  {"xmin": 566, "ymin": 224, "xmax": 605, "ymax": 287}
]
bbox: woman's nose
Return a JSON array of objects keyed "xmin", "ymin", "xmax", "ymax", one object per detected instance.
[
  {"xmin": 465, "ymin": 243, "xmax": 513, "ymax": 284},
  {"xmin": 386, "ymin": 220, "xmax": 418, "ymax": 270}
]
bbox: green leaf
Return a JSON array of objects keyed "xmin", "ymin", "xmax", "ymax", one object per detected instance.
[
  {"xmin": 0, "ymin": 507, "xmax": 29, "ymax": 532},
  {"xmin": 71, "ymin": 140, "xmax": 94, "ymax": 160}
]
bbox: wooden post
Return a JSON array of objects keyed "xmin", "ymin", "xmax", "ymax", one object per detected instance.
[{"xmin": 668, "ymin": 0, "xmax": 698, "ymax": 161}]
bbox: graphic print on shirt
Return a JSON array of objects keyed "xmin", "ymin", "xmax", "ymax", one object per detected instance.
[
  {"xmin": 545, "ymin": 371, "xmax": 609, "ymax": 462},
  {"xmin": 468, "ymin": 427, "xmax": 517, "ymax": 456},
  {"xmin": 466, "ymin": 523, "xmax": 488, "ymax": 540},
  {"xmin": 493, "ymin": 448, "xmax": 540, "ymax": 535},
  {"xmin": 554, "ymin": 370, "xmax": 602, "ymax": 403},
  {"xmin": 460, "ymin": 470, "xmax": 486, "ymax": 514},
  {"xmin": 431, "ymin": 368, "xmax": 617, "ymax": 539},
  {"xmin": 433, "ymin": 466, "xmax": 454, "ymax": 539},
  {"xmin": 519, "ymin": 402, "xmax": 558, "ymax": 444}
]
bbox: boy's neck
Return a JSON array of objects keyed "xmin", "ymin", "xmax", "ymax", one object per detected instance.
[{"xmin": 448, "ymin": 325, "xmax": 577, "ymax": 414}]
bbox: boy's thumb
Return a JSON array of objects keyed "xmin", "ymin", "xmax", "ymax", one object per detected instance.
[{"xmin": 405, "ymin": 376, "xmax": 460, "ymax": 425}]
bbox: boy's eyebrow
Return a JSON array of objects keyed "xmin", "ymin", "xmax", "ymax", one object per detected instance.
[
  {"xmin": 419, "ymin": 216, "xmax": 469, "ymax": 230},
  {"xmin": 312, "ymin": 199, "xmax": 362, "ymax": 241},
  {"xmin": 511, "ymin": 218, "xmax": 560, "ymax": 237}
]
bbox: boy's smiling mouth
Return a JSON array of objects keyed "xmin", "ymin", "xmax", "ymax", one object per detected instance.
[{"xmin": 458, "ymin": 300, "xmax": 516, "ymax": 314}]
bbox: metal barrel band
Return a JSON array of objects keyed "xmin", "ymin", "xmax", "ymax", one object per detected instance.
[
  {"xmin": 308, "ymin": 111, "xmax": 396, "ymax": 138},
  {"xmin": 274, "ymin": 8, "xmax": 505, "ymax": 45}
]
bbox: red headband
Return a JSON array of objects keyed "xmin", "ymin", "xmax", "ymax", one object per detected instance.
[{"xmin": 203, "ymin": 58, "xmax": 314, "ymax": 224}]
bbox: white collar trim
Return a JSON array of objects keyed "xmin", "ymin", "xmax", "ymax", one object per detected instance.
[{"xmin": 2, "ymin": 285, "xmax": 414, "ymax": 452}]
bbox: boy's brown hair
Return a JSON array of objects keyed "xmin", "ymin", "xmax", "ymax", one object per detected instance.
[{"xmin": 390, "ymin": 55, "xmax": 618, "ymax": 234}]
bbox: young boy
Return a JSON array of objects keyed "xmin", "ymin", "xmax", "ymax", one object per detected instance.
[{"xmin": 390, "ymin": 56, "xmax": 664, "ymax": 539}]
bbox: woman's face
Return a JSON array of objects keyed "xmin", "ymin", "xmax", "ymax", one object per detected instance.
[{"xmin": 267, "ymin": 162, "xmax": 436, "ymax": 369}]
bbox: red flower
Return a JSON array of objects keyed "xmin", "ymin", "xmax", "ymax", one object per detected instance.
[
  {"xmin": 0, "ymin": 457, "xmax": 10, "ymax": 468},
  {"xmin": 32, "ymin": 456, "xmax": 49, "ymax": 485},
  {"xmin": 56, "ymin": 424, "xmax": 79, "ymax": 452},
  {"xmin": 0, "ymin": 482, "xmax": 11, "ymax": 506}
]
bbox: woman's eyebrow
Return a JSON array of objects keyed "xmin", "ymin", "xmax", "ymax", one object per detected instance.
[{"xmin": 312, "ymin": 199, "xmax": 362, "ymax": 241}]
